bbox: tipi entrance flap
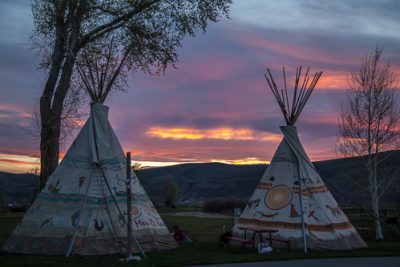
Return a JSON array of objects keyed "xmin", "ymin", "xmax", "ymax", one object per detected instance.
[
  {"xmin": 88, "ymin": 103, "xmax": 110, "ymax": 164},
  {"xmin": 88, "ymin": 103, "xmax": 124, "ymax": 165},
  {"xmin": 2, "ymin": 103, "xmax": 176, "ymax": 255}
]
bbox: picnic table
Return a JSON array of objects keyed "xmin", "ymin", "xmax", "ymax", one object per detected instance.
[
  {"xmin": 225, "ymin": 226, "xmax": 291, "ymax": 252},
  {"xmin": 238, "ymin": 226, "xmax": 278, "ymax": 248}
]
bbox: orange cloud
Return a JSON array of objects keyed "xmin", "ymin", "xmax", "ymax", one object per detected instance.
[
  {"xmin": 146, "ymin": 127, "xmax": 282, "ymax": 142},
  {"xmin": 0, "ymin": 153, "xmax": 39, "ymax": 173},
  {"xmin": 317, "ymin": 72, "xmax": 348, "ymax": 90},
  {"xmin": 318, "ymin": 64, "xmax": 400, "ymax": 91},
  {"xmin": 212, "ymin": 157, "xmax": 269, "ymax": 165},
  {"xmin": 70, "ymin": 118, "xmax": 86, "ymax": 127},
  {"xmin": 131, "ymin": 160, "xmax": 203, "ymax": 169}
]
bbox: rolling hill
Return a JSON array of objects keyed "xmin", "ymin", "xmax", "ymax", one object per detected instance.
[
  {"xmin": 0, "ymin": 171, "xmax": 39, "ymax": 204},
  {"xmin": 135, "ymin": 151, "xmax": 400, "ymax": 207},
  {"xmin": 1, "ymin": 151, "xmax": 400, "ymax": 207}
]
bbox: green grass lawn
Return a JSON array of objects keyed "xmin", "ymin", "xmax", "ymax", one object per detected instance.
[{"xmin": 1, "ymin": 212, "xmax": 400, "ymax": 267}]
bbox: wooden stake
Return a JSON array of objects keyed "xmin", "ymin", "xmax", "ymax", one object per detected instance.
[{"xmin": 126, "ymin": 152, "xmax": 133, "ymax": 258}]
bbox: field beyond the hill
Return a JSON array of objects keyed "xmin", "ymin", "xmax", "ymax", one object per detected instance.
[{"xmin": 1, "ymin": 210, "xmax": 400, "ymax": 267}]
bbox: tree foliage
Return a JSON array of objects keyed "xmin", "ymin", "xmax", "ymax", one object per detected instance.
[
  {"xmin": 33, "ymin": 0, "xmax": 231, "ymax": 74},
  {"xmin": 33, "ymin": 0, "xmax": 232, "ymax": 187}
]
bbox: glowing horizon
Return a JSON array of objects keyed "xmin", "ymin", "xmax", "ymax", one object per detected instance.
[{"xmin": 0, "ymin": 152, "xmax": 272, "ymax": 174}]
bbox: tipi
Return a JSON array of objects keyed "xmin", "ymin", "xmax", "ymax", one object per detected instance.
[
  {"xmin": 2, "ymin": 42, "xmax": 176, "ymax": 255},
  {"xmin": 233, "ymin": 67, "xmax": 367, "ymax": 250}
]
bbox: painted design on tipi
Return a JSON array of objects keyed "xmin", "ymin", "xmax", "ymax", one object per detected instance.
[
  {"xmin": 255, "ymin": 211, "xmax": 279, "ymax": 218},
  {"xmin": 265, "ymin": 185, "xmax": 292, "ymax": 210},
  {"xmin": 233, "ymin": 66, "xmax": 366, "ymax": 250},
  {"xmin": 2, "ymin": 104, "xmax": 176, "ymax": 255}
]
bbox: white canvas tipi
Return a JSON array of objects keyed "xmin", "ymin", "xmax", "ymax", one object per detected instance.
[
  {"xmin": 3, "ymin": 103, "xmax": 176, "ymax": 255},
  {"xmin": 2, "ymin": 42, "xmax": 176, "ymax": 255},
  {"xmin": 233, "ymin": 67, "xmax": 367, "ymax": 250}
]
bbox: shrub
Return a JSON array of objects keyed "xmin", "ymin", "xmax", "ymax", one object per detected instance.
[{"xmin": 202, "ymin": 198, "xmax": 247, "ymax": 213}]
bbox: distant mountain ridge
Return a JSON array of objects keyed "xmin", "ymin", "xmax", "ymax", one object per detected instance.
[
  {"xmin": 135, "ymin": 151, "xmax": 400, "ymax": 206},
  {"xmin": 1, "ymin": 151, "xmax": 400, "ymax": 207},
  {"xmin": 0, "ymin": 171, "xmax": 39, "ymax": 204}
]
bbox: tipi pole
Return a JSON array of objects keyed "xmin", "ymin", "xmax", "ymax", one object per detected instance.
[
  {"xmin": 296, "ymin": 158, "xmax": 308, "ymax": 254},
  {"xmin": 126, "ymin": 152, "xmax": 133, "ymax": 259},
  {"xmin": 264, "ymin": 66, "xmax": 322, "ymax": 253},
  {"xmin": 121, "ymin": 152, "xmax": 146, "ymax": 260}
]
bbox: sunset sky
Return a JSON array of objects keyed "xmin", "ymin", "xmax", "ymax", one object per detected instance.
[{"xmin": 0, "ymin": 0, "xmax": 400, "ymax": 173}]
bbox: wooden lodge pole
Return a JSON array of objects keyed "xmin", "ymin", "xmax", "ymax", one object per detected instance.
[
  {"xmin": 119, "ymin": 152, "xmax": 143, "ymax": 262},
  {"xmin": 126, "ymin": 152, "xmax": 133, "ymax": 258},
  {"xmin": 296, "ymin": 158, "xmax": 308, "ymax": 254}
]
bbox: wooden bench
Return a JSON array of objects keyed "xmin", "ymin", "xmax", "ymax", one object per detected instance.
[
  {"xmin": 225, "ymin": 236, "xmax": 252, "ymax": 252},
  {"xmin": 270, "ymin": 238, "xmax": 291, "ymax": 251}
]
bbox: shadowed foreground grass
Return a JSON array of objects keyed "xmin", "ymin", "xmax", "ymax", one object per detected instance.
[{"xmin": 1, "ymin": 213, "xmax": 400, "ymax": 267}]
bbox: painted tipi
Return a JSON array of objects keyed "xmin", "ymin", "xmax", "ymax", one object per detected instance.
[
  {"xmin": 2, "ymin": 42, "xmax": 176, "ymax": 255},
  {"xmin": 2, "ymin": 103, "xmax": 176, "ymax": 255},
  {"xmin": 233, "ymin": 67, "xmax": 367, "ymax": 250}
]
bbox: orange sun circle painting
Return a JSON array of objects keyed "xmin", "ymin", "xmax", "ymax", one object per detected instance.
[
  {"xmin": 131, "ymin": 206, "xmax": 140, "ymax": 215},
  {"xmin": 265, "ymin": 185, "xmax": 292, "ymax": 210}
]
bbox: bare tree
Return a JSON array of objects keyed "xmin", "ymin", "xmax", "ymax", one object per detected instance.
[
  {"xmin": 338, "ymin": 47, "xmax": 400, "ymax": 240},
  {"xmin": 32, "ymin": 0, "xmax": 232, "ymax": 187}
]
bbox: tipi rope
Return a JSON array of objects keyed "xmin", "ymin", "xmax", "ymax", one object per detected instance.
[
  {"xmin": 285, "ymin": 134, "xmax": 358, "ymax": 250},
  {"xmin": 65, "ymin": 169, "xmax": 94, "ymax": 257},
  {"xmin": 285, "ymin": 134, "xmax": 400, "ymax": 236},
  {"xmin": 98, "ymin": 170, "xmax": 125, "ymax": 253},
  {"xmin": 90, "ymin": 106, "xmax": 146, "ymax": 258}
]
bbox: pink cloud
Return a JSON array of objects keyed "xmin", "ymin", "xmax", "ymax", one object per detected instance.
[{"xmin": 236, "ymin": 34, "xmax": 359, "ymax": 67}]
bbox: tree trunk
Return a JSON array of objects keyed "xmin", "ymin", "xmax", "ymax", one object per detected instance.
[
  {"xmin": 372, "ymin": 195, "xmax": 383, "ymax": 240},
  {"xmin": 36, "ymin": 0, "xmax": 88, "ymax": 189},
  {"xmin": 39, "ymin": 52, "xmax": 76, "ymax": 188},
  {"xmin": 371, "ymin": 177, "xmax": 384, "ymax": 240},
  {"xmin": 39, "ymin": 111, "xmax": 61, "ymax": 188}
]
